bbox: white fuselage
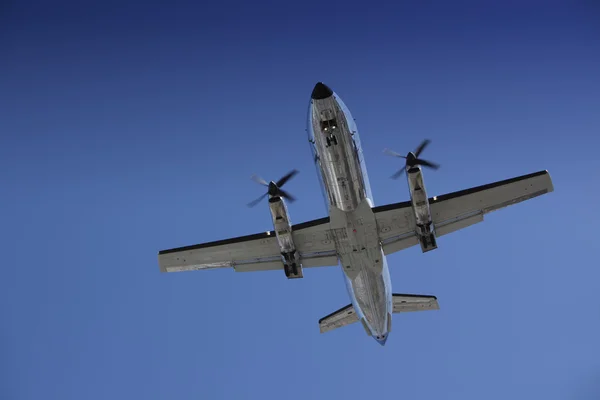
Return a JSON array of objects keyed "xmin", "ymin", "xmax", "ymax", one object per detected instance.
[{"xmin": 307, "ymin": 83, "xmax": 391, "ymax": 345}]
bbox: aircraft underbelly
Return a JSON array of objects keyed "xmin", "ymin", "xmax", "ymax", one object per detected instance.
[
  {"xmin": 309, "ymin": 96, "xmax": 367, "ymax": 212},
  {"xmin": 329, "ymin": 202, "xmax": 391, "ymax": 336},
  {"xmin": 351, "ymin": 267, "xmax": 388, "ymax": 334},
  {"xmin": 309, "ymin": 88, "xmax": 391, "ymax": 337}
]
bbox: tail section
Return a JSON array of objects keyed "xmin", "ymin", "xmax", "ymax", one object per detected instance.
[
  {"xmin": 318, "ymin": 304, "xmax": 358, "ymax": 334},
  {"xmin": 319, "ymin": 294, "xmax": 439, "ymax": 335},
  {"xmin": 392, "ymin": 293, "xmax": 439, "ymax": 313}
]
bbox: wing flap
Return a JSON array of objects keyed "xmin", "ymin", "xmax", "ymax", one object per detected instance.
[
  {"xmin": 292, "ymin": 217, "xmax": 335, "ymax": 254},
  {"xmin": 319, "ymin": 304, "xmax": 359, "ymax": 334},
  {"xmin": 301, "ymin": 254, "xmax": 339, "ymax": 268},
  {"xmin": 382, "ymin": 234, "xmax": 419, "ymax": 255},
  {"xmin": 392, "ymin": 294, "xmax": 440, "ymax": 313},
  {"xmin": 434, "ymin": 212, "xmax": 484, "ymax": 237},
  {"xmin": 292, "ymin": 216, "xmax": 339, "ymax": 268},
  {"xmin": 373, "ymin": 201, "xmax": 419, "ymax": 255},
  {"xmin": 231, "ymin": 260, "xmax": 285, "ymax": 272}
]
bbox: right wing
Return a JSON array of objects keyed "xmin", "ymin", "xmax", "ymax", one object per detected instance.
[{"xmin": 158, "ymin": 216, "xmax": 338, "ymax": 273}]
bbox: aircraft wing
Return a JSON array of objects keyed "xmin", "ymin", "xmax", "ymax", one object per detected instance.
[
  {"xmin": 429, "ymin": 170, "xmax": 553, "ymax": 236},
  {"xmin": 158, "ymin": 216, "xmax": 338, "ymax": 273},
  {"xmin": 373, "ymin": 170, "xmax": 553, "ymax": 255},
  {"xmin": 372, "ymin": 200, "xmax": 418, "ymax": 255},
  {"xmin": 392, "ymin": 294, "xmax": 439, "ymax": 313}
]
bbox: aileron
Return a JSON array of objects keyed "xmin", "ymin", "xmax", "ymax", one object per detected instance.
[{"xmin": 158, "ymin": 231, "xmax": 281, "ymax": 273}]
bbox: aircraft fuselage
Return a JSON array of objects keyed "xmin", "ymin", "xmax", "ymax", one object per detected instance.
[{"xmin": 307, "ymin": 83, "xmax": 391, "ymax": 345}]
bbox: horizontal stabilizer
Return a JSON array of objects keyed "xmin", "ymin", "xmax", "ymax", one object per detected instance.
[
  {"xmin": 318, "ymin": 304, "xmax": 359, "ymax": 334},
  {"xmin": 393, "ymin": 293, "xmax": 439, "ymax": 313},
  {"xmin": 319, "ymin": 294, "xmax": 439, "ymax": 334}
]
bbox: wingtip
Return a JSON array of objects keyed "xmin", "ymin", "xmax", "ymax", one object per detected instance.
[{"xmin": 544, "ymin": 170, "xmax": 555, "ymax": 193}]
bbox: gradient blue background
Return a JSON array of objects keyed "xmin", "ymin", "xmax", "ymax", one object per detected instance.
[{"xmin": 2, "ymin": 1, "xmax": 600, "ymax": 399}]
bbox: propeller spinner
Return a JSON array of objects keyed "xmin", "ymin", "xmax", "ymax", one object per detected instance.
[
  {"xmin": 383, "ymin": 139, "xmax": 440, "ymax": 179},
  {"xmin": 247, "ymin": 169, "xmax": 299, "ymax": 207}
]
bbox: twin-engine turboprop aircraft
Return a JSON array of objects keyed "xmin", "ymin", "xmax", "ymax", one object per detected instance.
[{"xmin": 158, "ymin": 82, "xmax": 554, "ymax": 346}]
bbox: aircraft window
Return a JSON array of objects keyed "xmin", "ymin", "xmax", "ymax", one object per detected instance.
[{"xmin": 320, "ymin": 118, "xmax": 338, "ymax": 132}]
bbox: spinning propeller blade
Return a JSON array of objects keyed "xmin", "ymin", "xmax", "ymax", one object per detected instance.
[
  {"xmin": 247, "ymin": 169, "xmax": 299, "ymax": 207},
  {"xmin": 383, "ymin": 139, "xmax": 440, "ymax": 179}
]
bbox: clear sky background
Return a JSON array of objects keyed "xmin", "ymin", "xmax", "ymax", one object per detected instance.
[{"xmin": 2, "ymin": 1, "xmax": 600, "ymax": 399}]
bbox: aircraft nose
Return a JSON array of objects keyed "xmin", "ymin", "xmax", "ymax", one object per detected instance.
[{"xmin": 311, "ymin": 82, "xmax": 333, "ymax": 100}]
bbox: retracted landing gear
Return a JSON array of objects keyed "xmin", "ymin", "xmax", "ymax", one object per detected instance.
[
  {"xmin": 284, "ymin": 263, "xmax": 301, "ymax": 277},
  {"xmin": 282, "ymin": 252, "xmax": 303, "ymax": 279},
  {"xmin": 325, "ymin": 135, "xmax": 338, "ymax": 147},
  {"xmin": 284, "ymin": 263, "xmax": 303, "ymax": 279},
  {"xmin": 417, "ymin": 223, "xmax": 438, "ymax": 253}
]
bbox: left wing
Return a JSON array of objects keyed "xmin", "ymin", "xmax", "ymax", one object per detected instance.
[
  {"xmin": 429, "ymin": 170, "xmax": 553, "ymax": 236},
  {"xmin": 158, "ymin": 216, "xmax": 338, "ymax": 273},
  {"xmin": 373, "ymin": 170, "xmax": 554, "ymax": 255},
  {"xmin": 372, "ymin": 200, "xmax": 418, "ymax": 255}
]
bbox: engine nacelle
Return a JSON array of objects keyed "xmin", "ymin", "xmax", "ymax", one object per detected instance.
[
  {"xmin": 268, "ymin": 197, "xmax": 304, "ymax": 279},
  {"xmin": 407, "ymin": 168, "xmax": 438, "ymax": 253}
]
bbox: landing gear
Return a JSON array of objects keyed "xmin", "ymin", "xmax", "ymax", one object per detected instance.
[
  {"xmin": 283, "ymin": 263, "xmax": 301, "ymax": 278},
  {"xmin": 283, "ymin": 263, "xmax": 302, "ymax": 278},
  {"xmin": 281, "ymin": 252, "xmax": 303, "ymax": 279},
  {"xmin": 418, "ymin": 223, "xmax": 438, "ymax": 253},
  {"xmin": 325, "ymin": 135, "xmax": 338, "ymax": 147}
]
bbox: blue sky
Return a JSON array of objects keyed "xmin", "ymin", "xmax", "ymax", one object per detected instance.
[{"xmin": 2, "ymin": 1, "xmax": 600, "ymax": 399}]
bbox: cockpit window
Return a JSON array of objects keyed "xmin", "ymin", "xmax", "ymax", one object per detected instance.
[{"xmin": 320, "ymin": 118, "xmax": 338, "ymax": 132}]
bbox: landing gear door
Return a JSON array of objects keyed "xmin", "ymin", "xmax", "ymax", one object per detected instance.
[{"xmin": 320, "ymin": 108, "xmax": 335, "ymax": 121}]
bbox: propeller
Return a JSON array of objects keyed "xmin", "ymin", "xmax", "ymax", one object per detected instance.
[
  {"xmin": 383, "ymin": 139, "xmax": 440, "ymax": 179},
  {"xmin": 247, "ymin": 169, "xmax": 299, "ymax": 207}
]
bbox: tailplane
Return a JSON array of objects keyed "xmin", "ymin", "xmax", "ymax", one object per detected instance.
[
  {"xmin": 318, "ymin": 304, "xmax": 359, "ymax": 334},
  {"xmin": 392, "ymin": 293, "xmax": 439, "ymax": 313},
  {"xmin": 319, "ymin": 294, "xmax": 439, "ymax": 334}
]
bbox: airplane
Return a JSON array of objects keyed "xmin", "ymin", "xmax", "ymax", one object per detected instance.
[{"xmin": 157, "ymin": 82, "xmax": 554, "ymax": 346}]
